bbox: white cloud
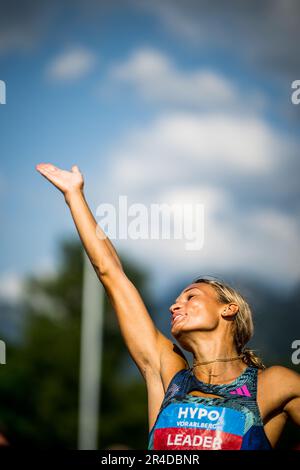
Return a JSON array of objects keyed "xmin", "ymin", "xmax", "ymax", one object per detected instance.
[
  {"xmin": 159, "ymin": 186, "xmax": 229, "ymax": 215},
  {"xmin": 90, "ymin": 109, "xmax": 298, "ymax": 291},
  {"xmin": 0, "ymin": 272, "xmax": 24, "ymax": 303},
  {"xmin": 0, "ymin": 256, "xmax": 56, "ymax": 304},
  {"xmin": 108, "ymin": 47, "xmax": 265, "ymax": 110},
  {"xmin": 31, "ymin": 256, "xmax": 57, "ymax": 278},
  {"xmin": 110, "ymin": 189, "xmax": 300, "ymax": 292},
  {"xmin": 240, "ymin": 209, "xmax": 300, "ymax": 277},
  {"xmin": 104, "ymin": 111, "xmax": 284, "ymax": 195},
  {"xmin": 46, "ymin": 46, "xmax": 96, "ymax": 81}
]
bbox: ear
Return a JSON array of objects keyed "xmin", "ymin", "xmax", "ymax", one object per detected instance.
[{"xmin": 221, "ymin": 303, "xmax": 239, "ymax": 320}]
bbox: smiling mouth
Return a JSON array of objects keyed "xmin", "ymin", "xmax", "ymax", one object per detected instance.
[{"xmin": 171, "ymin": 314, "xmax": 187, "ymax": 325}]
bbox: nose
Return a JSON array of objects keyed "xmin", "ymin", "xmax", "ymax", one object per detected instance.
[{"xmin": 169, "ymin": 302, "xmax": 181, "ymax": 314}]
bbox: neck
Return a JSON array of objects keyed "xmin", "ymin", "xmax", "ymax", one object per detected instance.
[{"xmin": 184, "ymin": 333, "xmax": 245, "ymax": 384}]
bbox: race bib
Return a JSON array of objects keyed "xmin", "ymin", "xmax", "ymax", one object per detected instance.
[{"xmin": 152, "ymin": 402, "xmax": 245, "ymax": 450}]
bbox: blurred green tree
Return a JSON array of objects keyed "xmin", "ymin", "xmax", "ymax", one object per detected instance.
[{"xmin": 0, "ymin": 238, "xmax": 149, "ymax": 449}]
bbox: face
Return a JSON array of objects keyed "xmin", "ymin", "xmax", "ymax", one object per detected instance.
[{"xmin": 169, "ymin": 282, "xmax": 223, "ymax": 338}]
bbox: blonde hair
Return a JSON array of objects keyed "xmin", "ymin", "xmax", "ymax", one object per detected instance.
[{"xmin": 194, "ymin": 277, "xmax": 266, "ymax": 369}]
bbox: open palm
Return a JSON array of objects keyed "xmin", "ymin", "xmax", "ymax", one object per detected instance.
[{"xmin": 36, "ymin": 163, "xmax": 84, "ymax": 195}]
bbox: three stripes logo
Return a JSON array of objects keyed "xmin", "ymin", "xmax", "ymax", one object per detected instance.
[{"xmin": 229, "ymin": 385, "xmax": 251, "ymax": 397}]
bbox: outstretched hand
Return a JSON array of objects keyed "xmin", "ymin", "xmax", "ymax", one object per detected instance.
[{"xmin": 36, "ymin": 163, "xmax": 84, "ymax": 198}]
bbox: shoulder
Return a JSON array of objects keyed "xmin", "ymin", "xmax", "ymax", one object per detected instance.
[
  {"xmin": 259, "ymin": 366, "xmax": 300, "ymax": 425},
  {"xmin": 258, "ymin": 365, "xmax": 299, "ymax": 381},
  {"xmin": 257, "ymin": 365, "xmax": 300, "ymax": 402}
]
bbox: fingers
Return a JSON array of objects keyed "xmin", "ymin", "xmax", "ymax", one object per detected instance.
[
  {"xmin": 36, "ymin": 163, "xmax": 57, "ymax": 173},
  {"xmin": 35, "ymin": 164, "xmax": 48, "ymax": 176},
  {"xmin": 35, "ymin": 168, "xmax": 56, "ymax": 185},
  {"xmin": 71, "ymin": 165, "xmax": 80, "ymax": 173},
  {"xmin": 36, "ymin": 163, "xmax": 80, "ymax": 174}
]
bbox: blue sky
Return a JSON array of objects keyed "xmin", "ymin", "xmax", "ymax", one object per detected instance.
[{"xmin": 0, "ymin": 0, "xmax": 300, "ymax": 301}]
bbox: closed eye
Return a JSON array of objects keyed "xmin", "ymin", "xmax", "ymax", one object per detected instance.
[{"xmin": 174, "ymin": 288, "xmax": 200, "ymax": 304}]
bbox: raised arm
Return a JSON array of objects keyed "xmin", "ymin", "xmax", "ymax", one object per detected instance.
[{"xmin": 35, "ymin": 163, "xmax": 188, "ymax": 381}]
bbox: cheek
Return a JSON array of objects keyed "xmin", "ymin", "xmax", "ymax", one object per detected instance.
[
  {"xmin": 190, "ymin": 299, "xmax": 209, "ymax": 315},
  {"xmin": 189, "ymin": 300, "xmax": 218, "ymax": 324}
]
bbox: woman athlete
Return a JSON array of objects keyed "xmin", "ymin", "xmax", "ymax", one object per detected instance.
[{"xmin": 36, "ymin": 163, "xmax": 300, "ymax": 450}]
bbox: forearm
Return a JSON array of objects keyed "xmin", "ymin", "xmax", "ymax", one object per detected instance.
[{"xmin": 65, "ymin": 190, "xmax": 123, "ymax": 275}]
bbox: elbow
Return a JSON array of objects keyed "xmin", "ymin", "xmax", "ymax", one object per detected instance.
[{"xmin": 92, "ymin": 257, "xmax": 123, "ymax": 278}]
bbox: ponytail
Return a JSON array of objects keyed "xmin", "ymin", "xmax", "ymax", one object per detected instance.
[{"xmin": 241, "ymin": 348, "xmax": 266, "ymax": 370}]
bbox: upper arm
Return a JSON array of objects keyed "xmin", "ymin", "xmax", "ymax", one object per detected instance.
[
  {"xmin": 266, "ymin": 366, "xmax": 300, "ymax": 425},
  {"xmin": 101, "ymin": 268, "xmax": 187, "ymax": 384},
  {"xmin": 281, "ymin": 367, "xmax": 300, "ymax": 425},
  {"xmin": 101, "ymin": 266, "xmax": 188, "ymax": 379},
  {"xmin": 101, "ymin": 267, "xmax": 160, "ymax": 376}
]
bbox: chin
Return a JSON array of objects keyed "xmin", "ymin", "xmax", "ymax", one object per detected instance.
[
  {"xmin": 171, "ymin": 325, "xmax": 183, "ymax": 340},
  {"xmin": 171, "ymin": 324, "xmax": 188, "ymax": 340}
]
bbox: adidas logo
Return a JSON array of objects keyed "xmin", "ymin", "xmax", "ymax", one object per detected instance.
[{"xmin": 229, "ymin": 385, "xmax": 251, "ymax": 397}]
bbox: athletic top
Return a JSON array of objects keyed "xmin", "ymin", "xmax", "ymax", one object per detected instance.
[{"xmin": 148, "ymin": 365, "xmax": 272, "ymax": 450}]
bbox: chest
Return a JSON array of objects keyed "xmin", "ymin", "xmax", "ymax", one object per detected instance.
[{"xmin": 161, "ymin": 368, "xmax": 273, "ymax": 422}]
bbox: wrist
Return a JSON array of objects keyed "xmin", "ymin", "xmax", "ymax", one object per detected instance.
[{"xmin": 64, "ymin": 188, "xmax": 84, "ymax": 205}]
